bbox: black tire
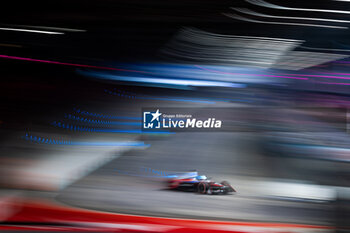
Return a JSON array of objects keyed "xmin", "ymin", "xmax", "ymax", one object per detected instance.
[
  {"xmin": 197, "ymin": 182, "xmax": 209, "ymax": 194},
  {"xmin": 221, "ymin": 181, "xmax": 236, "ymax": 192}
]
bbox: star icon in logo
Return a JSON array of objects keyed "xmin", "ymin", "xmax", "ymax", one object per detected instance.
[{"xmin": 151, "ymin": 109, "xmax": 162, "ymax": 122}]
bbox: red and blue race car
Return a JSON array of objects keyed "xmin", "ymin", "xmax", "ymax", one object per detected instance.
[{"xmin": 167, "ymin": 171, "xmax": 236, "ymax": 195}]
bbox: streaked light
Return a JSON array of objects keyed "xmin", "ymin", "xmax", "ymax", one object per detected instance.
[
  {"xmin": 312, "ymin": 81, "xmax": 350, "ymax": 85},
  {"xmin": 95, "ymin": 129, "xmax": 175, "ymax": 134},
  {"xmin": 173, "ymin": 29, "xmax": 300, "ymax": 42},
  {"xmin": 223, "ymin": 13, "xmax": 348, "ymax": 29},
  {"xmin": 0, "ymin": 43, "xmax": 22, "ymax": 48},
  {"xmin": 0, "ymin": 54, "xmax": 150, "ymax": 73},
  {"xmin": 70, "ymin": 142, "xmax": 149, "ymax": 146},
  {"xmin": 270, "ymin": 51, "xmax": 349, "ymax": 70},
  {"xmin": 300, "ymin": 46, "xmax": 350, "ymax": 52},
  {"xmin": 64, "ymin": 113, "xmax": 141, "ymax": 126},
  {"xmin": 74, "ymin": 108, "xmax": 141, "ymax": 120},
  {"xmin": 50, "ymin": 121, "xmax": 174, "ymax": 134},
  {"xmin": 194, "ymin": 65, "xmax": 308, "ymax": 80},
  {"xmin": 22, "ymin": 134, "xmax": 149, "ymax": 146},
  {"xmin": 79, "ymin": 70, "xmax": 246, "ymax": 88},
  {"xmin": 232, "ymin": 8, "xmax": 350, "ymax": 24},
  {"xmin": 0, "ymin": 27, "xmax": 64, "ymax": 34},
  {"xmin": 162, "ymin": 27, "xmax": 302, "ymax": 69},
  {"xmin": 104, "ymin": 88, "xmax": 217, "ymax": 103},
  {"xmin": 4, "ymin": 24, "xmax": 86, "ymax": 32},
  {"xmin": 246, "ymin": 0, "xmax": 350, "ymax": 15},
  {"xmin": 289, "ymin": 73, "xmax": 350, "ymax": 80}
]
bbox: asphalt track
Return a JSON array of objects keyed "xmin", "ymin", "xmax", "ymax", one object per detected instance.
[{"xmin": 57, "ymin": 130, "xmax": 336, "ymax": 226}]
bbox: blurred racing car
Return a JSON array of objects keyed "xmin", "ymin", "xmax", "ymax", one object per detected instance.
[{"xmin": 167, "ymin": 171, "xmax": 236, "ymax": 194}]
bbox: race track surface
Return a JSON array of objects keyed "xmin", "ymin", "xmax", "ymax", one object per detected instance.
[{"xmin": 57, "ymin": 131, "xmax": 335, "ymax": 226}]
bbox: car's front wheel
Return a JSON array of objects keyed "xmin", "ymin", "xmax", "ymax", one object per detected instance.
[
  {"xmin": 221, "ymin": 181, "xmax": 236, "ymax": 193},
  {"xmin": 197, "ymin": 182, "xmax": 209, "ymax": 194}
]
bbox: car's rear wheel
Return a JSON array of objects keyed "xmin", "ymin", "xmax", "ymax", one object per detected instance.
[{"xmin": 197, "ymin": 182, "xmax": 208, "ymax": 194}]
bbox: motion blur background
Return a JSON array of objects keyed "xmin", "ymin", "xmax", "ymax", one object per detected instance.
[{"xmin": 0, "ymin": 0, "xmax": 349, "ymax": 232}]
